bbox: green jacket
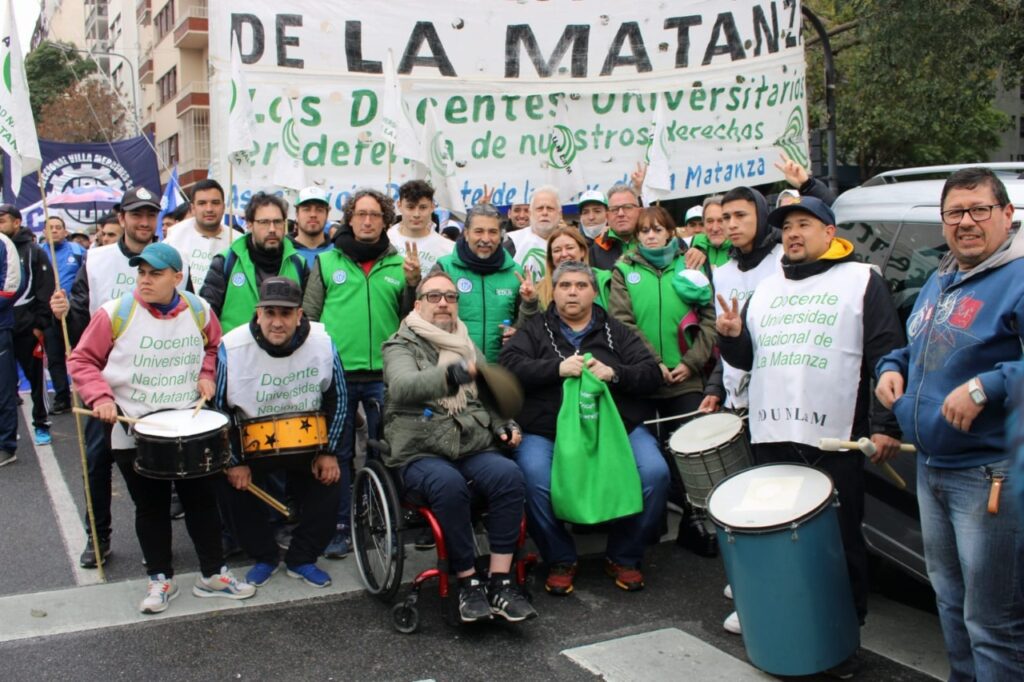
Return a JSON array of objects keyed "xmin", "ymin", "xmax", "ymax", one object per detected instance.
[
  {"xmin": 691, "ymin": 232, "xmax": 732, "ymax": 270},
  {"xmin": 435, "ymin": 250, "xmax": 526, "ymax": 363},
  {"xmin": 219, "ymin": 237, "xmax": 303, "ymax": 333},
  {"xmin": 608, "ymin": 248, "xmax": 717, "ymax": 398},
  {"xmin": 381, "ymin": 324, "xmax": 511, "ymax": 468},
  {"xmin": 303, "ymin": 246, "xmax": 407, "ymax": 375}
]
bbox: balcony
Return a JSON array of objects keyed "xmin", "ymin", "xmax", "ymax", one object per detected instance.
[
  {"xmin": 139, "ymin": 58, "xmax": 154, "ymax": 84},
  {"xmin": 174, "ymin": 5, "xmax": 208, "ymax": 50},
  {"xmin": 176, "ymin": 81, "xmax": 209, "ymax": 117},
  {"xmin": 136, "ymin": 0, "xmax": 151, "ymax": 25}
]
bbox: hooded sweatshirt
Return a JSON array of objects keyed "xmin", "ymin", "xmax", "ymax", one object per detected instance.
[
  {"xmin": 877, "ymin": 228, "xmax": 1024, "ymax": 468},
  {"xmin": 10, "ymin": 227, "xmax": 54, "ymax": 336}
]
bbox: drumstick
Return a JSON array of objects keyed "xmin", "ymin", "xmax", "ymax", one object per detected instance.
[
  {"xmin": 72, "ymin": 407, "xmax": 147, "ymax": 426},
  {"xmin": 191, "ymin": 397, "xmax": 207, "ymax": 418},
  {"xmin": 244, "ymin": 481, "xmax": 290, "ymax": 516},
  {"xmin": 818, "ymin": 437, "xmax": 910, "ymax": 490},
  {"xmin": 643, "ymin": 408, "xmax": 705, "ymax": 425}
]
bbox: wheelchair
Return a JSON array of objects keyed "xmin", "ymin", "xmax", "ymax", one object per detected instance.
[{"xmin": 350, "ymin": 403, "xmax": 534, "ymax": 633}]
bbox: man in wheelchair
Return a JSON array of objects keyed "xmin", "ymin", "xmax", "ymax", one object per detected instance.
[{"xmin": 381, "ymin": 271, "xmax": 538, "ymax": 624}]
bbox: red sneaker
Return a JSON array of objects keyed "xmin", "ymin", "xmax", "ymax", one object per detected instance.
[
  {"xmin": 544, "ymin": 562, "xmax": 578, "ymax": 595},
  {"xmin": 604, "ymin": 559, "xmax": 644, "ymax": 591}
]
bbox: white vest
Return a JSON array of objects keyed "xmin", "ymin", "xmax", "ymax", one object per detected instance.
[
  {"xmin": 86, "ymin": 244, "xmax": 138, "ymax": 314},
  {"xmin": 165, "ymin": 219, "xmax": 242, "ymax": 292},
  {"xmin": 99, "ymin": 296, "xmax": 207, "ymax": 448},
  {"xmin": 507, "ymin": 228, "xmax": 549, "ymax": 278},
  {"xmin": 712, "ymin": 243, "xmax": 783, "ymax": 408},
  {"xmin": 745, "ymin": 262, "xmax": 872, "ymax": 446},
  {"xmin": 221, "ymin": 321, "xmax": 335, "ymax": 419}
]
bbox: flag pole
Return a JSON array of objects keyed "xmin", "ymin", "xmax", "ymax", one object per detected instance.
[
  {"xmin": 387, "ymin": 143, "xmax": 393, "ymax": 195},
  {"xmin": 37, "ymin": 176, "xmax": 106, "ymax": 582}
]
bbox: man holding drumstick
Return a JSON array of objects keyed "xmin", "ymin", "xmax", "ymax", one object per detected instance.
[
  {"xmin": 715, "ymin": 197, "xmax": 903, "ymax": 657},
  {"xmin": 68, "ymin": 242, "xmax": 254, "ymax": 614}
]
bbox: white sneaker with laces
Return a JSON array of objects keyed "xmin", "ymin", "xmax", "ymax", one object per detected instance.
[
  {"xmin": 192, "ymin": 567, "xmax": 256, "ymax": 600},
  {"xmin": 140, "ymin": 574, "xmax": 178, "ymax": 614},
  {"xmin": 723, "ymin": 584, "xmax": 733, "ymax": 600},
  {"xmin": 723, "ymin": 610, "xmax": 742, "ymax": 634}
]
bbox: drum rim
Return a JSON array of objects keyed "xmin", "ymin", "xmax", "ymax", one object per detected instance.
[
  {"xmin": 238, "ymin": 410, "xmax": 326, "ymax": 426},
  {"xmin": 668, "ymin": 412, "xmax": 744, "ymax": 454},
  {"xmin": 706, "ymin": 462, "xmax": 836, "ymax": 534},
  {"xmin": 133, "ymin": 407, "xmax": 230, "ymax": 438}
]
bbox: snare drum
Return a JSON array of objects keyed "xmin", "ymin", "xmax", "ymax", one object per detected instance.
[
  {"xmin": 669, "ymin": 413, "xmax": 752, "ymax": 508},
  {"xmin": 239, "ymin": 412, "xmax": 328, "ymax": 462},
  {"xmin": 133, "ymin": 409, "xmax": 231, "ymax": 479},
  {"xmin": 707, "ymin": 463, "xmax": 859, "ymax": 676}
]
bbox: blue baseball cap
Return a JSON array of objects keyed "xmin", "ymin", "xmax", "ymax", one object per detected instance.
[
  {"xmin": 129, "ymin": 242, "xmax": 183, "ymax": 272},
  {"xmin": 768, "ymin": 196, "xmax": 836, "ymax": 228}
]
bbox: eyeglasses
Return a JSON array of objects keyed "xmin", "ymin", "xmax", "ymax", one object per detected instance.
[
  {"xmin": 419, "ymin": 291, "xmax": 459, "ymax": 303},
  {"xmin": 353, "ymin": 210, "xmax": 384, "ymax": 221},
  {"xmin": 941, "ymin": 204, "xmax": 1002, "ymax": 225},
  {"xmin": 638, "ymin": 225, "xmax": 667, "ymax": 234},
  {"xmin": 253, "ymin": 218, "xmax": 286, "ymax": 228},
  {"xmin": 609, "ymin": 204, "xmax": 639, "ymax": 213}
]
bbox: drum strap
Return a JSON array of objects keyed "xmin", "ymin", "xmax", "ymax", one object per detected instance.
[{"xmin": 110, "ymin": 291, "xmax": 208, "ymax": 344}]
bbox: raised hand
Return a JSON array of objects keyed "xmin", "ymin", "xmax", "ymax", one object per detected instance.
[
  {"xmin": 715, "ymin": 294, "xmax": 743, "ymax": 337},
  {"xmin": 631, "ymin": 162, "xmax": 648, "ymax": 192},
  {"xmin": 774, "ymin": 150, "xmax": 810, "ymax": 188},
  {"xmin": 515, "ymin": 269, "xmax": 537, "ymax": 302},
  {"xmin": 403, "ymin": 241, "xmax": 421, "ymax": 286}
]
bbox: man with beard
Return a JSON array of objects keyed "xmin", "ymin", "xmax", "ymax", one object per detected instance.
[
  {"xmin": 577, "ymin": 190, "xmax": 608, "ymax": 245},
  {"xmin": 388, "ymin": 180, "xmax": 454, "ymax": 279},
  {"xmin": 200, "ymin": 192, "xmax": 307, "ymax": 334},
  {"xmin": 589, "ymin": 183, "xmax": 641, "ymax": 271},
  {"xmin": 505, "ymin": 186, "xmax": 561, "ymax": 278},
  {"xmin": 303, "ymin": 187, "xmax": 418, "ymax": 558},
  {"xmin": 288, "ymin": 186, "xmax": 333, "ymax": 268},
  {"xmin": 165, "ymin": 179, "xmax": 242, "ymax": 293}
]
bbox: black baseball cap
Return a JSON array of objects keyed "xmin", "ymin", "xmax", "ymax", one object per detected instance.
[
  {"xmin": 119, "ymin": 187, "xmax": 161, "ymax": 212},
  {"xmin": 258, "ymin": 277, "xmax": 302, "ymax": 308},
  {"xmin": 767, "ymin": 196, "xmax": 836, "ymax": 228},
  {"xmin": 0, "ymin": 204, "xmax": 23, "ymax": 220}
]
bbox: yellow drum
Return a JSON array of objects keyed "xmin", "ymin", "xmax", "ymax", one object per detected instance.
[{"xmin": 239, "ymin": 412, "xmax": 328, "ymax": 462}]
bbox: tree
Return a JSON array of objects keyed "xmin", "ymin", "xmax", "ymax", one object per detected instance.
[
  {"xmin": 804, "ymin": 1, "xmax": 1024, "ymax": 180},
  {"xmin": 25, "ymin": 41, "xmax": 98, "ymax": 121},
  {"xmin": 36, "ymin": 78, "xmax": 130, "ymax": 143}
]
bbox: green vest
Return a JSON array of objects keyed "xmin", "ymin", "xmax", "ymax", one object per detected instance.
[
  {"xmin": 437, "ymin": 250, "xmax": 522, "ymax": 363},
  {"xmin": 220, "ymin": 237, "xmax": 303, "ymax": 333},
  {"xmin": 691, "ymin": 232, "xmax": 732, "ymax": 269},
  {"xmin": 615, "ymin": 254, "xmax": 692, "ymax": 367},
  {"xmin": 318, "ymin": 248, "xmax": 405, "ymax": 372},
  {"xmin": 594, "ymin": 268, "xmax": 612, "ymax": 310}
]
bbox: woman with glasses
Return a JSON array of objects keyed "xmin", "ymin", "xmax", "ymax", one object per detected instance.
[{"xmin": 608, "ymin": 206, "xmax": 720, "ymax": 557}]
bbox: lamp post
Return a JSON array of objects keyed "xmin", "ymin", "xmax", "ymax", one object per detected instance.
[
  {"xmin": 801, "ymin": 6, "xmax": 839, "ymax": 194},
  {"xmin": 55, "ymin": 44, "xmax": 140, "ymax": 136}
]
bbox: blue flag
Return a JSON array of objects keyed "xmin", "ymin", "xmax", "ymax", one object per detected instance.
[{"xmin": 157, "ymin": 166, "xmax": 187, "ymax": 239}]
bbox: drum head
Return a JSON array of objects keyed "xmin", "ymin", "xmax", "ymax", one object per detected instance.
[
  {"xmin": 134, "ymin": 409, "xmax": 229, "ymax": 437},
  {"xmin": 708, "ymin": 463, "xmax": 833, "ymax": 530},
  {"xmin": 669, "ymin": 413, "xmax": 743, "ymax": 454}
]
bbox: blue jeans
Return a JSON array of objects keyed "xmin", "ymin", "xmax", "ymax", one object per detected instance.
[
  {"xmin": 335, "ymin": 380, "xmax": 384, "ymax": 530},
  {"xmin": 514, "ymin": 426, "xmax": 669, "ymax": 567},
  {"xmin": 918, "ymin": 457, "xmax": 1024, "ymax": 681},
  {"xmin": 0, "ymin": 329, "xmax": 17, "ymax": 452}
]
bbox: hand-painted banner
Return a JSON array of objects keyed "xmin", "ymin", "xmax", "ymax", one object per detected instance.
[{"xmin": 209, "ymin": 0, "xmax": 807, "ymax": 211}]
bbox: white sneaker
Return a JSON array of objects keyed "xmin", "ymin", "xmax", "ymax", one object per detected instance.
[
  {"xmin": 723, "ymin": 584, "xmax": 733, "ymax": 600},
  {"xmin": 192, "ymin": 567, "xmax": 256, "ymax": 600},
  {"xmin": 140, "ymin": 574, "xmax": 178, "ymax": 614},
  {"xmin": 723, "ymin": 610, "xmax": 742, "ymax": 634}
]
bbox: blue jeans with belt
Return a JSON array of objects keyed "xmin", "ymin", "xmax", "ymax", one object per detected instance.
[{"xmin": 917, "ymin": 456, "xmax": 1024, "ymax": 681}]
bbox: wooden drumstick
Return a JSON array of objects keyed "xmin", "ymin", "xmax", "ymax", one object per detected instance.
[
  {"xmin": 818, "ymin": 437, "xmax": 910, "ymax": 490},
  {"xmin": 192, "ymin": 397, "xmax": 207, "ymax": 418},
  {"xmin": 73, "ymin": 407, "xmax": 146, "ymax": 426},
  {"xmin": 643, "ymin": 408, "xmax": 706, "ymax": 425},
  {"xmin": 244, "ymin": 480, "xmax": 290, "ymax": 516}
]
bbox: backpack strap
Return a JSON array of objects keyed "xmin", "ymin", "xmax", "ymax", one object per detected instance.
[
  {"xmin": 110, "ymin": 295, "xmax": 138, "ymax": 340},
  {"xmin": 180, "ymin": 290, "xmax": 209, "ymax": 344}
]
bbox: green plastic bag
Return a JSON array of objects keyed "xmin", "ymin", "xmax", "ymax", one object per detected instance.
[{"xmin": 551, "ymin": 354, "xmax": 643, "ymax": 524}]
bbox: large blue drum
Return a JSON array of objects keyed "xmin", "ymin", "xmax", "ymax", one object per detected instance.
[{"xmin": 707, "ymin": 463, "xmax": 859, "ymax": 676}]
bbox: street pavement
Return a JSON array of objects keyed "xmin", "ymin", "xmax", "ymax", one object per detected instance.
[{"xmin": 1, "ymin": 405, "xmax": 950, "ymax": 681}]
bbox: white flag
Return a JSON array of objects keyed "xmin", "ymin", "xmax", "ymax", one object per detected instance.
[
  {"xmin": 419, "ymin": 105, "xmax": 465, "ymax": 217},
  {"xmin": 0, "ymin": 0, "xmax": 41, "ymax": 198},
  {"xmin": 642, "ymin": 96, "xmax": 673, "ymax": 205},
  {"xmin": 546, "ymin": 96, "xmax": 586, "ymax": 202},
  {"xmin": 227, "ymin": 34, "xmax": 257, "ymax": 166},
  {"xmin": 380, "ymin": 50, "xmax": 422, "ymax": 163},
  {"xmin": 272, "ymin": 94, "xmax": 306, "ymax": 190}
]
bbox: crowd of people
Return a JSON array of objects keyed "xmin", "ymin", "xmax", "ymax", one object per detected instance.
[{"xmin": 0, "ymin": 157, "xmax": 1021, "ymax": 680}]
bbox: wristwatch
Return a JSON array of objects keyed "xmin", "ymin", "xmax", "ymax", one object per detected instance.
[{"xmin": 967, "ymin": 378, "xmax": 987, "ymax": 406}]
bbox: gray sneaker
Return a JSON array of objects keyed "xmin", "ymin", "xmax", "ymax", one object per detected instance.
[
  {"xmin": 458, "ymin": 577, "xmax": 492, "ymax": 623},
  {"xmin": 0, "ymin": 450, "xmax": 16, "ymax": 468},
  {"xmin": 488, "ymin": 578, "xmax": 537, "ymax": 622}
]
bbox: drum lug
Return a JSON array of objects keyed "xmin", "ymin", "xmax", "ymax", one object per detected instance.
[
  {"xmin": 790, "ymin": 522, "xmax": 799, "ymax": 541},
  {"xmin": 725, "ymin": 529, "xmax": 735, "ymax": 544}
]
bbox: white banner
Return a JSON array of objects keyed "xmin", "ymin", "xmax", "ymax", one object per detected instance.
[{"xmin": 209, "ymin": 0, "xmax": 808, "ymax": 212}]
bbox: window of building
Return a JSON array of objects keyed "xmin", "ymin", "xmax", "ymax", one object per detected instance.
[
  {"xmin": 159, "ymin": 134, "xmax": 179, "ymax": 168},
  {"xmin": 1020, "ymin": 116, "xmax": 1024, "ymax": 138},
  {"xmin": 157, "ymin": 66, "xmax": 177, "ymax": 107},
  {"xmin": 155, "ymin": 1, "xmax": 176, "ymax": 40}
]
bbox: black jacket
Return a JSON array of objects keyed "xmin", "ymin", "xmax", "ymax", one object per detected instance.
[
  {"xmin": 11, "ymin": 227, "xmax": 54, "ymax": 336},
  {"xmin": 498, "ymin": 303, "xmax": 661, "ymax": 440},
  {"xmin": 718, "ymin": 250, "xmax": 904, "ymax": 439}
]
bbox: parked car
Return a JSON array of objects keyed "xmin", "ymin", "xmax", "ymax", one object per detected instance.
[{"xmin": 832, "ymin": 162, "xmax": 1024, "ymax": 583}]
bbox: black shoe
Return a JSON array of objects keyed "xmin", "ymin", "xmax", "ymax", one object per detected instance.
[
  {"xmin": 169, "ymin": 494, "xmax": 185, "ymax": 520},
  {"xmin": 413, "ymin": 526, "xmax": 436, "ymax": 551},
  {"xmin": 80, "ymin": 538, "xmax": 111, "ymax": 568},
  {"xmin": 488, "ymin": 576, "xmax": 537, "ymax": 622},
  {"xmin": 676, "ymin": 506, "xmax": 719, "ymax": 557},
  {"xmin": 0, "ymin": 450, "xmax": 16, "ymax": 468},
  {"xmin": 50, "ymin": 398, "xmax": 71, "ymax": 415},
  {"xmin": 825, "ymin": 654, "xmax": 862, "ymax": 679},
  {"xmin": 458, "ymin": 577, "xmax": 493, "ymax": 623}
]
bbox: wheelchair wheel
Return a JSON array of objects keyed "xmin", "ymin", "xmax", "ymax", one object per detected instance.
[
  {"xmin": 391, "ymin": 602, "xmax": 420, "ymax": 634},
  {"xmin": 352, "ymin": 459, "xmax": 404, "ymax": 602}
]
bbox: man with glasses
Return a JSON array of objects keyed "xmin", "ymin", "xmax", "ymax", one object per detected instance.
[
  {"xmin": 505, "ymin": 186, "xmax": 561, "ymax": 277},
  {"xmin": 381, "ymin": 270, "xmax": 536, "ymax": 623},
  {"xmin": 200, "ymin": 192, "xmax": 307, "ymax": 334},
  {"xmin": 876, "ymin": 167, "xmax": 1024, "ymax": 680},
  {"xmin": 302, "ymin": 187, "xmax": 418, "ymax": 559},
  {"xmin": 589, "ymin": 183, "xmax": 641, "ymax": 270}
]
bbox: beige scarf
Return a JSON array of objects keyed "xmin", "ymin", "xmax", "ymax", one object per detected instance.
[{"xmin": 404, "ymin": 310, "xmax": 478, "ymax": 415}]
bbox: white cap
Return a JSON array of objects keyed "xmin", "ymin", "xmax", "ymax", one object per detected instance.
[
  {"xmin": 684, "ymin": 205, "xmax": 703, "ymax": 223},
  {"xmin": 578, "ymin": 190, "xmax": 607, "ymax": 208},
  {"xmin": 296, "ymin": 186, "xmax": 329, "ymax": 206}
]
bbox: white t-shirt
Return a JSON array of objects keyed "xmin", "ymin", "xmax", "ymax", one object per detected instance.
[
  {"xmin": 506, "ymin": 227, "xmax": 549, "ymax": 278},
  {"xmin": 164, "ymin": 218, "xmax": 243, "ymax": 292},
  {"xmin": 387, "ymin": 225, "xmax": 454, "ymax": 278}
]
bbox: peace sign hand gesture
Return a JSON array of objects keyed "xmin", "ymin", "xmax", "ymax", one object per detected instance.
[
  {"xmin": 774, "ymin": 150, "xmax": 810, "ymax": 188},
  {"xmin": 715, "ymin": 294, "xmax": 743, "ymax": 338},
  {"xmin": 403, "ymin": 241, "xmax": 422, "ymax": 286},
  {"xmin": 515, "ymin": 269, "xmax": 538, "ymax": 302}
]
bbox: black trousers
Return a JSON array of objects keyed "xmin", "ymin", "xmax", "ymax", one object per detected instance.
[
  {"xmin": 13, "ymin": 331, "xmax": 48, "ymax": 428},
  {"xmin": 650, "ymin": 392, "xmax": 704, "ymax": 508},
  {"xmin": 43, "ymin": 325, "xmax": 70, "ymax": 403},
  {"xmin": 754, "ymin": 442, "xmax": 869, "ymax": 623},
  {"xmin": 114, "ymin": 449, "xmax": 224, "ymax": 578},
  {"xmin": 219, "ymin": 457, "xmax": 340, "ymax": 567}
]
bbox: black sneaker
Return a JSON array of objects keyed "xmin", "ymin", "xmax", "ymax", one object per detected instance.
[
  {"xmin": 458, "ymin": 577, "xmax": 493, "ymax": 623},
  {"xmin": 50, "ymin": 398, "xmax": 71, "ymax": 415},
  {"xmin": 169, "ymin": 493, "xmax": 185, "ymax": 520},
  {"xmin": 488, "ymin": 577, "xmax": 537, "ymax": 622},
  {"xmin": 80, "ymin": 538, "xmax": 111, "ymax": 568},
  {"xmin": 0, "ymin": 450, "xmax": 16, "ymax": 468},
  {"xmin": 413, "ymin": 526, "xmax": 436, "ymax": 551}
]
